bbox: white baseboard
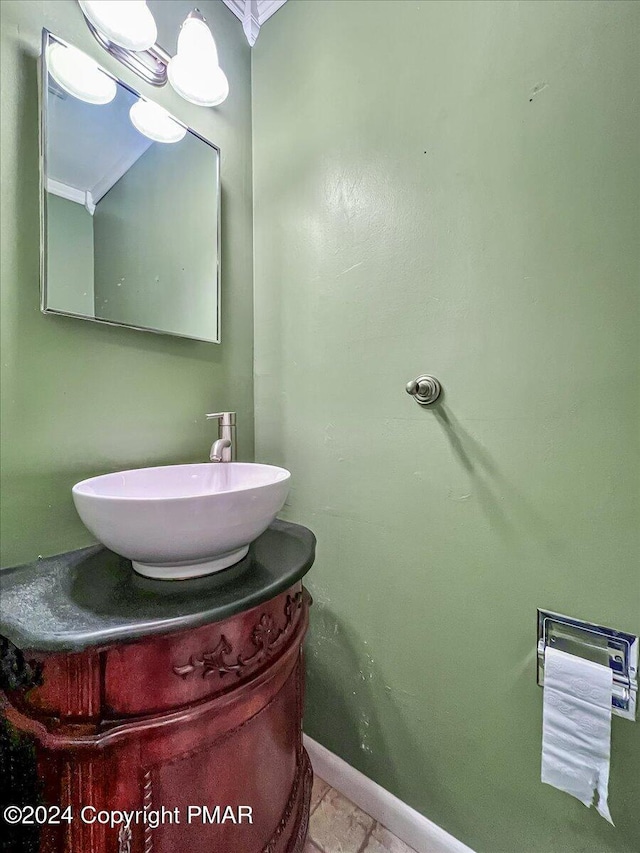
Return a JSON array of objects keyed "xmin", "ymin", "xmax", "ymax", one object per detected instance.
[{"xmin": 303, "ymin": 735, "xmax": 476, "ymax": 853}]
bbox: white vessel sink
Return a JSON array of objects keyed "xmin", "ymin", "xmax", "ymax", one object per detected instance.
[{"xmin": 72, "ymin": 463, "xmax": 290, "ymax": 580}]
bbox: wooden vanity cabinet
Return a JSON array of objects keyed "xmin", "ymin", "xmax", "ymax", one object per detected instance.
[{"xmin": 2, "ymin": 583, "xmax": 312, "ymax": 853}]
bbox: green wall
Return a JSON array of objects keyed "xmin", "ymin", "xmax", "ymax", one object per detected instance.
[
  {"xmin": 46, "ymin": 193, "xmax": 94, "ymax": 316},
  {"xmin": 0, "ymin": 0, "xmax": 253, "ymax": 566},
  {"xmin": 93, "ymin": 133, "xmax": 219, "ymax": 341},
  {"xmin": 252, "ymin": 2, "xmax": 640, "ymax": 852}
]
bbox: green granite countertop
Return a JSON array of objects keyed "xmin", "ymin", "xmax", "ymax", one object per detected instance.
[{"xmin": 0, "ymin": 520, "xmax": 315, "ymax": 653}]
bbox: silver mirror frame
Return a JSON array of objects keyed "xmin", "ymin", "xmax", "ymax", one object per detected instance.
[{"xmin": 39, "ymin": 29, "xmax": 222, "ymax": 344}]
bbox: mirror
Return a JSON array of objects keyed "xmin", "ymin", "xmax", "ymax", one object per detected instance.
[{"xmin": 40, "ymin": 31, "xmax": 220, "ymax": 343}]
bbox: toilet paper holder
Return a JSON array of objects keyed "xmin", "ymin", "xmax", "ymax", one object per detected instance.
[{"xmin": 537, "ymin": 609, "xmax": 638, "ymax": 721}]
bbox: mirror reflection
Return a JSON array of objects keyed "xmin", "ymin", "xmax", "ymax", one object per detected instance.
[{"xmin": 42, "ymin": 32, "xmax": 220, "ymax": 343}]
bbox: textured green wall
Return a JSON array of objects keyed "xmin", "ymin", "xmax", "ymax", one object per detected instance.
[
  {"xmin": 0, "ymin": 0, "xmax": 253, "ymax": 566},
  {"xmin": 46, "ymin": 193, "xmax": 94, "ymax": 315},
  {"xmin": 93, "ymin": 134, "xmax": 219, "ymax": 340},
  {"xmin": 252, "ymin": 2, "xmax": 640, "ymax": 851}
]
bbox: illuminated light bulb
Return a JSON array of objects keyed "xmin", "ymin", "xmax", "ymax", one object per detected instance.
[
  {"xmin": 167, "ymin": 12, "xmax": 229, "ymax": 107},
  {"xmin": 129, "ymin": 99, "xmax": 187, "ymax": 144},
  {"xmin": 47, "ymin": 42, "xmax": 116, "ymax": 105},
  {"xmin": 78, "ymin": 1, "xmax": 157, "ymax": 52},
  {"xmin": 175, "ymin": 12, "xmax": 219, "ymax": 65}
]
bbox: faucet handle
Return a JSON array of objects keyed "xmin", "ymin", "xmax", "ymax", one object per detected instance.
[
  {"xmin": 206, "ymin": 412, "xmax": 236, "ymax": 462},
  {"xmin": 206, "ymin": 412, "xmax": 236, "ymax": 424}
]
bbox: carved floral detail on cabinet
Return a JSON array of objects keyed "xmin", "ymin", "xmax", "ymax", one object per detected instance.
[
  {"xmin": 173, "ymin": 592, "xmax": 304, "ymax": 680},
  {"xmin": 118, "ymin": 824, "xmax": 132, "ymax": 853}
]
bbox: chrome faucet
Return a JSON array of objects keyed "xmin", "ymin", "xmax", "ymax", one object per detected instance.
[{"xmin": 206, "ymin": 412, "xmax": 236, "ymax": 462}]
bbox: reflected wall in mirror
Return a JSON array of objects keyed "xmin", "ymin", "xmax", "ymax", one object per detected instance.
[{"xmin": 41, "ymin": 31, "xmax": 220, "ymax": 343}]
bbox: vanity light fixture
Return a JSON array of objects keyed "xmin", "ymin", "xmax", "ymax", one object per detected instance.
[
  {"xmin": 47, "ymin": 42, "xmax": 116, "ymax": 105},
  {"xmin": 78, "ymin": 1, "xmax": 157, "ymax": 52},
  {"xmin": 129, "ymin": 98, "xmax": 187, "ymax": 144},
  {"xmin": 77, "ymin": 2, "xmax": 229, "ymax": 106},
  {"xmin": 167, "ymin": 11, "xmax": 229, "ymax": 107}
]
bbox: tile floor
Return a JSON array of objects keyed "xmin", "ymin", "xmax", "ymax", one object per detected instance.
[{"xmin": 304, "ymin": 776, "xmax": 418, "ymax": 853}]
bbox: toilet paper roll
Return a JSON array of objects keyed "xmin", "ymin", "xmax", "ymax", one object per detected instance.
[{"xmin": 541, "ymin": 646, "xmax": 614, "ymax": 824}]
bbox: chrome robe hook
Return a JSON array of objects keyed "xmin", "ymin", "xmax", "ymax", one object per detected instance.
[{"xmin": 406, "ymin": 375, "xmax": 441, "ymax": 406}]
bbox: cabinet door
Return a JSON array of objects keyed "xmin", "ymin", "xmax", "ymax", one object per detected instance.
[{"xmin": 140, "ymin": 658, "xmax": 303, "ymax": 853}]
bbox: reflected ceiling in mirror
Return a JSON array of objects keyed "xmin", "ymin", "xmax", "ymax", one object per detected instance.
[{"xmin": 40, "ymin": 31, "xmax": 220, "ymax": 343}]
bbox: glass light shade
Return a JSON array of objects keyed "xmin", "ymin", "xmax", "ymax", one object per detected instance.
[
  {"xmin": 167, "ymin": 15, "xmax": 229, "ymax": 107},
  {"xmin": 176, "ymin": 15, "xmax": 219, "ymax": 65},
  {"xmin": 78, "ymin": 1, "xmax": 157, "ymax": 52},
  {"xmin": 129, "ymin": 99, "xmax": 187, "ymax": 144},
  {"xmin": 47, "ymin": 43, "xmax": 116, "ymax": 105},
  {"xmin": 168, "ymin": 57, "xmax": 229, "ymax": 107}
]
